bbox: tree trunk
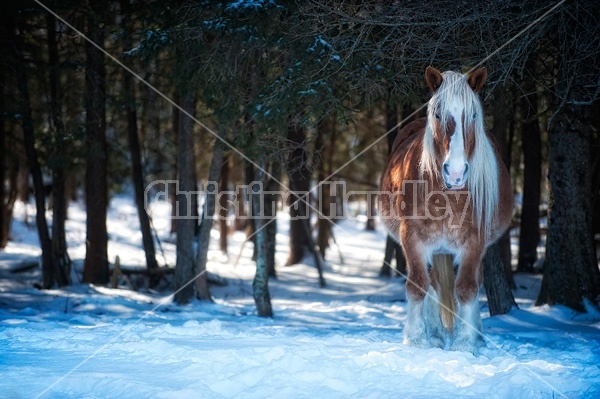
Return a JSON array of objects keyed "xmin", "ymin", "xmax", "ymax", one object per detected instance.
[
  {"xmin": 537, "ymin": 4, "xmax": 600, "ymax": 310},
  {"xmin": 0, "ymin": 33, "xmax": 7, "ymax": 249},
  {"xmin": 233, "ymin": 170, "xmax": 247, "ymax": 232},
  {"xmin": 51, "ymin": 168, "xmax": 70, "ymax": 287},
  {"xmin": 483, "ymin": 243, "xmax": 517, "ymax": 315},
  {"xmin": 315, "ymin": 116, "xmax": 336, "ymax": 260},
  {"xmin": 365, "ymin": 194, "xmax": 376, "ymax": 231},
  {"xmin": 317, "ymin": 181, "xmax": 332, "ymax": 259},
  {"xmin": 170, "ymin": 94, "xmax": 180, "ymax": 235},
  {"xmin": 18, "ymin": 157, "xmax": 29, "ymax": 204},
  {"xmin": 592, "ymin": 100, "xmax": 600, "ymax": 241},
  {"xmin": 381, "ymin": 236, "xmax": 407, "ymax": 277},
  {"xmin": 244, "ymin": 159, "xmax": 257, "ymax": 260},
  {"xmin": 1, "ymin": 160, "xmax": 18, "ymax": 249},
  {"xmin": 490, "ymin": 85, "xmax": 516, "ymax": 288},
  {"xmin": 174, "ymin": 93, "xmax": 197, "ymax": 304},
  {"xmin": 286, "ymin": 121, "xmax": 311, "ymax": 265},
  {"xmin": 537, "ymin": 96, "xmax": 600, "ymax": 310},
  {"xmin": 46, "ymin": 14, "xmax": 71, "ymax": 287},
  {"xmin": 518, "ymin": 62, "xmax": 542, "ymax": 273},
  {"xmin": 121, "ymin": 0, "xmax": 159, "ymax": 278},
  {"xmin": 83, "ymin": 4, "xmax": 109, "ymax": 285},
  {"xmin": 265, "ymin": 163, "xmax": 280, "ymax": 278},
  {"xmin": 195, "ymin": 144, "xmax": 223, "ymax": 301},
  {"xmin": 219, "ymin": 153, "xmax": 229, "ymax": 254},
  {"xmin": 13, "ymin": 20, "xmax": 55, "ymax": 285},
  {"xmin": 64, "ymin": 66, "xmax": 80, "ymax": 207},
  {"xmin": 252, "ymin": 157, "xmax": 273, "ymax": 317}
]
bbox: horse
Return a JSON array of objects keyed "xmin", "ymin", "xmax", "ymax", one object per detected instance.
[{"xmin": 378, "ymin": 67, "xmax": 513, "ymax": 354}]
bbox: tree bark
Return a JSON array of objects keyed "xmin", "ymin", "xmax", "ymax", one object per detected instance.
[
  {"xmin": 244, "ymin": 159, "xmax": 257, "ymax": 260},
  {"xmin": 537, "ymin": 97, "xmax": 600, "ymax": 310},
  {"xmin": 170, "ymin": 93, "xmax": 180, "ymax": 235},
  {"xmin": 13, "ymin": 20, "xmax": 55, "ymax": 285},
  {"xmin": 483, "ymin": 243, "xmax": 517, "ymax": 315},
  {"xmin": 315, "ymin": 115, "xmax": 334, "ymax": 260},
  {"xmin": 252, "ymin": 157, "xmax": 273, "ymax": 317},
  {"xmin": 174, "ymin": 93, "xmax": 197, "ymax": 304},
  {"xmin": 121, "ymin": 0, "xmax": 159, "ymax": 278},
  {"xmin": 0, "ymin": 29, "xmax": 7, "ymax": 249},
  {"xmin": 365, "ymin": 194, "xmax": 376, "ymax": 231},
  {"xmin": 537, "ymin": 4, "xmax": 600, "ymax": 310},
  {"xmin": 219, "ymin": 153, "xmax": 229, "ymax": 254},
  {"xmin": 592, "ymin": 100, "xmax": 600, "ymax": 240},
  {"xmin": 195, "ymin": 144, "xmax": 223, "ymax": 301},
  {"xmin": 46, "ymin": 14, "xmax": 71, "ymax": 287},
  {"xmin": 518, "ymin": 61, "xmax": 542, "ymax": 273},
  {"xmin": 286, "ymin": 121, "xmax": 311, "ymax": 265},
  {"xmin": 490, "ymin": 85, "xmax": 516, "ymax": 288},
  {"xmin": 265, "ymin": 162, "xmax": 281, "ymax": 278},
  {"xmin": 1, "ymin": 160, "xmax": 18, "ymax": 249},
  {"xmin": 381, "ymin": 236, "xmax": 407, "ymax": 277},
  {"xmin": 233, "ymin": 168, "xmax": 247, "ymax": 232},
  {"xmin": 83, "ymin": 3, "xmax": 109, "ymax": 285},
  {"xmin": 317, "ymin": 181, "xmax": 332, "ymax": 259}
]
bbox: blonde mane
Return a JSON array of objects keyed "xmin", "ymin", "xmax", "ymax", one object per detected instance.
[{"xmin": 420, "ymin": 71, "xmax": 499, "ymax": 241}]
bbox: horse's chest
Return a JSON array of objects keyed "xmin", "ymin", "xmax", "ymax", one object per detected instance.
[
  {"xmin": 403, "ymin": 200, "xmax": 477, "ymax": 259},
  {"xmin": 397, "ymin": 184, "xmax": 473, "ymax": 228},
  {"xmin": 417, "ymin": 229, "xmax": 469, "ymax": 265}
]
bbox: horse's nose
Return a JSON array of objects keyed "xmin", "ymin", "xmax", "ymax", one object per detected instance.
[{"xmin": 443, "ymin": 162, "xmax": 468, "ymax": 186}]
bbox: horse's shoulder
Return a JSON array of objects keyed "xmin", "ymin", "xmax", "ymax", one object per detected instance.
[{"xmin": 391, "ymin": 118, "xmax": 426, "ymax": 153}]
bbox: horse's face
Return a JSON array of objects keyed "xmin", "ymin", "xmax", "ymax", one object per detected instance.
[
  {"xmin": 425, "ymin": 67, "xmax": 487, "ymax": 190},
  {"xmin": 430, "ymin": 96, "xmax": 475, "ymax": 190}
]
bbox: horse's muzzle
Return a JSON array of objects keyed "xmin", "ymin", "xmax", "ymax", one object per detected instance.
[{"xmin": 443, "ymin": 163, "xmax": 468, "ymax": 190}]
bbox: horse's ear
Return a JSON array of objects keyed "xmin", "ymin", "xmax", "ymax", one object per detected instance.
[
  {"xmin": 467, "ymin": 67, "xmax": 487, "ymax": 92},
  {"xmin": 425, "ymin": 66, "xmax": 443, "ymax": 93}
]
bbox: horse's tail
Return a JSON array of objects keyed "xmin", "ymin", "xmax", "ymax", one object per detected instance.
[{"xmin": 433, "ymin": 254, "xmax": 456, "ymax": 331}]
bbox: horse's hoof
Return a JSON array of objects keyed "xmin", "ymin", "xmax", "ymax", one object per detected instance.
[
  {"xmin": 449, "ymin": 339, "xmax": 478, "ymax": 355},
  {"xmin": 475, "ymin": 335, "xmax": 486, "ymax": 348},
  {"xmin": 429, "ymin": 335, "xmax": 445, "ymax": 349},
  {"xmin": 403, "ymin": 334, "xmax": 444, "ymax": 350},
  {"xmin": 403, "ymin": 336, "xmax": 431, "ymax": 349}
]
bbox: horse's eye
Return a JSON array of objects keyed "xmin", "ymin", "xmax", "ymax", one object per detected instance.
[
  {"xmin": 473, "ymin": 112, "xmax": 477, "ymax": 119},
  {"xmin": 435, "ymin": 113, "xmax": 441, "ymax": 120}
]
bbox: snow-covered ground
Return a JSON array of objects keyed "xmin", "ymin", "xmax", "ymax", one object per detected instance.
[{"xmin": 0, "ymin": 196, "xmax": 599, "ymax": 399}]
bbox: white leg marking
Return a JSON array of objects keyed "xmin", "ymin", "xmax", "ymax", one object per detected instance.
[
  {"xmin": 422, "ymin": 287, "xmax": 446, "ymax": 348},
  {"xmin": 404, "ymin": 299, "xmax": 430, "ymax": 348},
  {"xmin": 450, "ymin": 295, "xmax": 483, "ymax": 354},
  {"xmin": 404, "ymin": 288, "xmax": 448, "ymax": 349}
]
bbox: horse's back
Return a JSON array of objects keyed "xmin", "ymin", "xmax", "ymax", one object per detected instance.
[
  {"xmin": 390, "ymin": 118, "xmax": 427, "ymax": 155},
  {"xmin": 383, "ymin": 117, "xmax": 426, "ymax": 186}
]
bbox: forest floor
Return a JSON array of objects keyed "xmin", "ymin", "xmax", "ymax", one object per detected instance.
[{"xmin": 0, "ymin": 195, "xmax": 599, "ymax": 398}]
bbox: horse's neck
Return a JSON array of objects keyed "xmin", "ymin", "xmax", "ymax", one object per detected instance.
[{"xmin": 469, "ymin": 130, "xmax": 500, "ymax": 241}]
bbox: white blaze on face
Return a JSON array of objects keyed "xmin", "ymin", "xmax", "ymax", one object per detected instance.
[{"xmin": 443, "ymin": 104, "xmax": 468, "ymax": 189}]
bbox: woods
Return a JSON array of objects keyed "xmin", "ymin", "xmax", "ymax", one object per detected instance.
[{"xmin": 0, "ymin": 0, "xmax": 599, "ymax": 319}]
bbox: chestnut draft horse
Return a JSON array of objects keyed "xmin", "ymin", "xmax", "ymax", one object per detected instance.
[{"xmin": 379, "ymin": 67, "xmax": 513, "ymax": 353}]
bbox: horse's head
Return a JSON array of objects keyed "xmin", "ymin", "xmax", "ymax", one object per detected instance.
[{"xmin": 423, "ymin": 66, "xmax": 487, "ymax": 190}]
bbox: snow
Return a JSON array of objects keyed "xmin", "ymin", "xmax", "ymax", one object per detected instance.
[{"xmin": 1, "ymin": 197, "xmax": 599, "ymax": 399}]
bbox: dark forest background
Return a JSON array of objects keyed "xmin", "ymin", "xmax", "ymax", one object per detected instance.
[{"xmin": 0, "ymin": 0, "xmax": 599, "ymax": 317}]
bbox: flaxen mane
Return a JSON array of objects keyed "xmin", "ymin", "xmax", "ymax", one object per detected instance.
[{"xmin": 420, "ymin": 71, "xmax": 499, "ymax": 241}]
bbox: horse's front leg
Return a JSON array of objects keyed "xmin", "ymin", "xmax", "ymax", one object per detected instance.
[
  {"xmin": 401, "ymin": 228, "xmax": 444, "ymax": 349},
  {"xmin": 451, "ymin": 243, "xmax": 485, "ymax": 354}
]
